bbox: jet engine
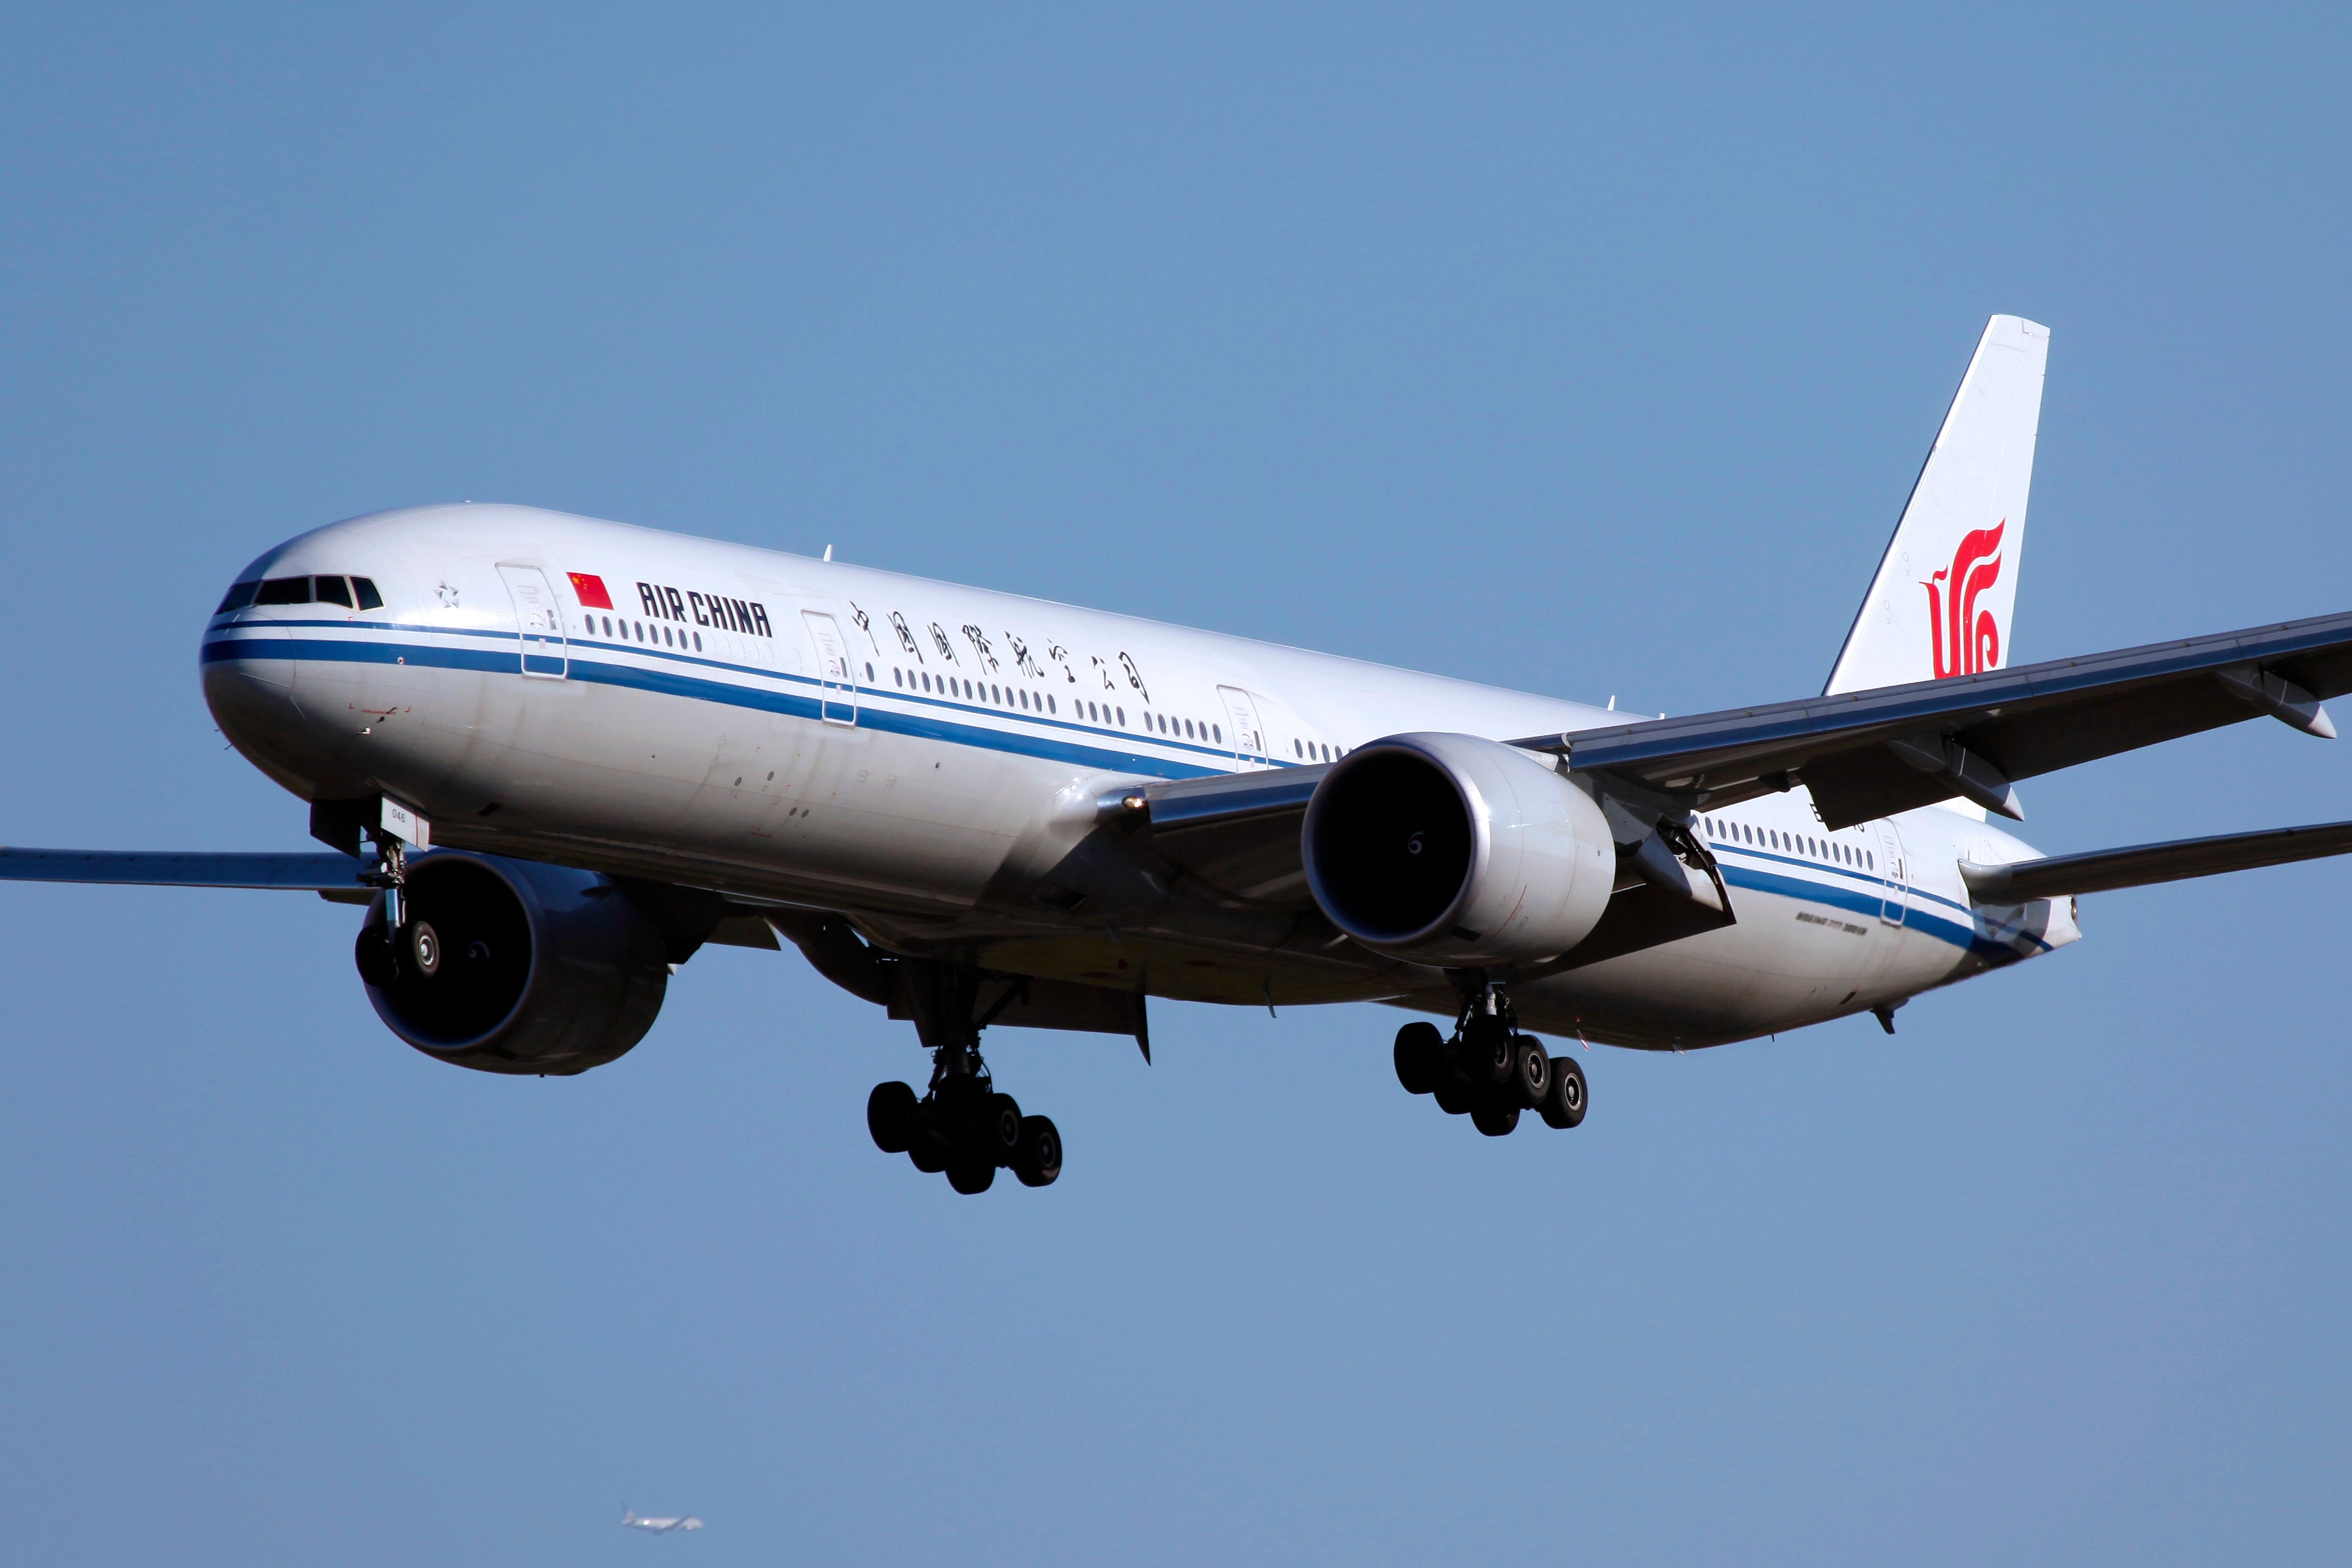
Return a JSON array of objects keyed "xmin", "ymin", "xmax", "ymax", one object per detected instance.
[
  {"xmin": 354, "ymin": 851, "xmax": 669, "ymax": 1075},
  {"xmin": 1302, "ymin": 732, "xmax": 1615, "ymax": 967}
]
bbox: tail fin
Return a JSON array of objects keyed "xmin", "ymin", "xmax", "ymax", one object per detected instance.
[{"xmin": 1824, "ymin": 315, "xmax": 2050, "ymax": 697}]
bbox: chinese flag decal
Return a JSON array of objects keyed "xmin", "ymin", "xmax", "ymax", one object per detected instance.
[{"xmin": 567, "ymin": 572, "xmax": 614, "ymax": 609}]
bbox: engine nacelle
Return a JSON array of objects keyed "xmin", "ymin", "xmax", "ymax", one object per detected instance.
[
  {"xmin": 356, "ymin": 851, "xmax": 669, "ymax": 1075},
  {"xmin": 1302, "ymin": 732, "xmax": 1615, "ymax": 967}
]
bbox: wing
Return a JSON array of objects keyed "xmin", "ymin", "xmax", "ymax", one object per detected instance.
[
  {"xmin": 1514, "ymin": 609, "xmax": 2352, "ymax": 829},
  {"xmin": 0, "ymin": 848, "xmax": 374, "ymax": 902},
  {"xmin": 1122, "ymin": 765, "xmax": 1326, "ymax": 906},
  {"xmin": 1961, "ymin": 818, "xmax": 2352, "ymax": 903}
]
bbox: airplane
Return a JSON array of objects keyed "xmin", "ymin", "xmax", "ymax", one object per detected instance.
[
  {"xmin": 622, "ymin": 1508, "xmax": 702, "ymax": 1534},
  {"xmin": 7, "ymin": 314, "xmax": 2352, "ymax": 1196}
]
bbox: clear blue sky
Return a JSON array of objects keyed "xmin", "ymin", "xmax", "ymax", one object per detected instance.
[{"xmin": 4, "ymin": 5, "xmax": 2349, "ymax": 1563}]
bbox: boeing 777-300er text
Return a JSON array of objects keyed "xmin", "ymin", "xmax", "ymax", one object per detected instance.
[{"xmin": 8, "ymin": 316, "xmax": 2352, "ymax": 1193}]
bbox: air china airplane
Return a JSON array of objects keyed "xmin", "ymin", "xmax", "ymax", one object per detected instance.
[{"xmin": 8, "ymin": 316, "xmax": 2351, "ymax": 1195}]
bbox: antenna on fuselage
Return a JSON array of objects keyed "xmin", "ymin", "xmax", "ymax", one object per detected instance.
[{"xmin": 823, "ymin": 544, "xmax": 833, "ymax": 562}]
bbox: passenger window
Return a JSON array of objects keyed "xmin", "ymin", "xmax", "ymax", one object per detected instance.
[
  {"xmin": 1047, "ymin": 696, "xmax": 1056, "ymax": 713},
  {"xmin": 1117, "ymin": 707, "xmax": 1125, "ymax": 724},
  {"xmin": 255, "ymin": 576, "xmax": 312, "ymax": 605},
  {"xmin": 214, "ymin": 581, "xmax": 261, "ymax": 614},
  {"xmin": 314, "ymin": 575, "xmax": 353, "ymax": 608},
  {"xmin": 1213, "ymin": 724, "xmax": 1223, "ymax": 743}
]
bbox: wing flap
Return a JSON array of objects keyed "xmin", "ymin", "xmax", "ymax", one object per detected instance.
[
  {"xmin": 1961, "ymin": 819, "xmax": 2352, "ymax": 903},
  {"xmin": 1523, "ymin": 609, "xmax": 2352, "ymax": 829}
]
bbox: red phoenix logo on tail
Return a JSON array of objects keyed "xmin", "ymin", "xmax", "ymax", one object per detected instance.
[{"xmin": 1923, "ymin": 520, "xmax": 2004, "ymax": 678}]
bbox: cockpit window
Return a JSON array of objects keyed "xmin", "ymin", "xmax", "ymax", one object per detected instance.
[
  {"xmin": 314, "ymin": 575, "xmax": 354, "ymax": 608},
  {"xmin": 215, "ymin": 581, "xmax": 261, "ymax": 614},
  {"xmin": 352, "ymin": 577, "xmax": 384, "ymax": 610},
  {"xmin": 255, "ymin": 576, "xmax": 313, "ymax": 605}
]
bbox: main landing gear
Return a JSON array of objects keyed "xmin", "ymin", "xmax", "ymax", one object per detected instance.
[
  {"xmin": 866, "ymin": 1050, "xmax": 1062, "ymax": 1193},
  {"xmin": 864, "ymin": 960, "xmax": 1062, "ymax": 1194},
  {"xmin": 1392, "ymin": 986, "xmax": 1586, "ymax": 1136}
]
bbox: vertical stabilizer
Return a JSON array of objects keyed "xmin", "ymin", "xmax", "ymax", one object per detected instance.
[{"xmin": 1824, "ymin": 316, "xmax": 2050, "ymax": 697}]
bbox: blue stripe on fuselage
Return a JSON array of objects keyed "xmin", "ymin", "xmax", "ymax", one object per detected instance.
[
  {"xmin": 203, "ymin": 627, "xmax": 2027, "ymax": 958},
  {"xmin": 202, "ymin": 628, "xmax": 1229, "ymax": 779}
]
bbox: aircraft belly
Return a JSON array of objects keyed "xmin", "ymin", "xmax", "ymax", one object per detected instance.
[{"xmin": 1512, "ymin": 879, "xmax": 1963, "ymax": 1050}]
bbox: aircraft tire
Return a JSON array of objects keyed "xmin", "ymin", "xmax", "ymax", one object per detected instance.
[
  {"xmin": 354, "ymin": 926, "xmax": 399, "ymax": 988},
  {"xmin": 1458, "ymin": 1018, "xmax": 1514, "ymax": 1088},
  {"xmin": 867, "ymin": 1081, "xmax": 918, "ymax": 1154},
  {"xmin": 1393, "ymin": 1022, "xmax": 1444, "ymax": 1094},
  {"xmin": 1539, "ymin": 1055, "xmax": 1587, "ymax": 1130},
  {"xmin": 1471, "ymin": 1103, "xmax": 1521, "ymax": 1137},
  {"xmin": 1510, "ymin": 1035, "xmax": 1551, "ymax": 1108},
  {"xmin": 404, "ymin": 919, "xmax": 443, "ymax": 979},
  {"xmin": 947, "ymin": 1160, "xmax": 997, "ymax": 1195},
  {"xmin": 1013, "ymin": 1115, "xmax": 1062, "ymax": 1188},
  {"xmin": 1433, "ymin": 1080, "xmax": 1471, "ymax": 1116},
  {"xmin": 979, "ymin": 1092, "xmax": 1025, "ymax": 1166}
]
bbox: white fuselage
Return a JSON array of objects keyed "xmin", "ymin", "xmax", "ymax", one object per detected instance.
[{"xmin": 200, "ymin": 504, "xmax": 2077, "ymax": 1051}]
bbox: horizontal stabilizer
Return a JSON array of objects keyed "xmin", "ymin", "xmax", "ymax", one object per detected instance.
[
  {"xmin": 1960, "ymin": 819, "xmax": 2352, "ymax": 903},
  {"xmin": 0, "ymin": 847, "xmax": 368, "ymax": 894}
]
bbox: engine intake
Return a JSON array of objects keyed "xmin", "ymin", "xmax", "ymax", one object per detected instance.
[
  {"xmin": 1302, "ymin": 732, "xmax": 1615, "ymax": 966},
  {"xmin": 356, "ymin": 851, "xmax": 669, "ymax": 1075}
]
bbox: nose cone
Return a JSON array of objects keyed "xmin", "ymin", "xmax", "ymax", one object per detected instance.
[{"xmin": 199, "ymin": 516, "xmax": 404, "ymax": 803}]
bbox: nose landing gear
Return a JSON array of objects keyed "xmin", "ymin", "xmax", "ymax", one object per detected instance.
[{"xmin": 1392, "ymin": 982, "xmax": 1587, "ymax": 1137}]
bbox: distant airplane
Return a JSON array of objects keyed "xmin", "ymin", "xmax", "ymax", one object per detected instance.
[{"xmin": 623, "ymin": 1508, "xmax": 702, "ymax": 1534}]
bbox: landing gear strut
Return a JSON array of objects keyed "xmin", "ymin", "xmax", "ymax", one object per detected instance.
[
  {"xmin": 1391, "ymin": 978, "xmax": 1587, "ymax": 1136},
  {"xmin": 354, "ymin": 833, "xmax": 425, "ymax": 989},
  {"xmin": 865, "ymin": 958, "xmax": 1063, "ymax": 1193}
]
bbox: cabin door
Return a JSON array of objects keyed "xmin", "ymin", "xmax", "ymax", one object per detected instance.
[
  {"xmin": 1217, "ymin": 686, "xmax": 1270, "ymax": 770},
  {"xmin": 801, "ymin": 611, "xmax": 858, "ymax": 725},
  {"xmin": 1874, "ymin": 821, "xmax": 1909, "ymax": 927},
  {"xmin": 497, "ymin": 564, "xmax": 568, "ymax": 679}
]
